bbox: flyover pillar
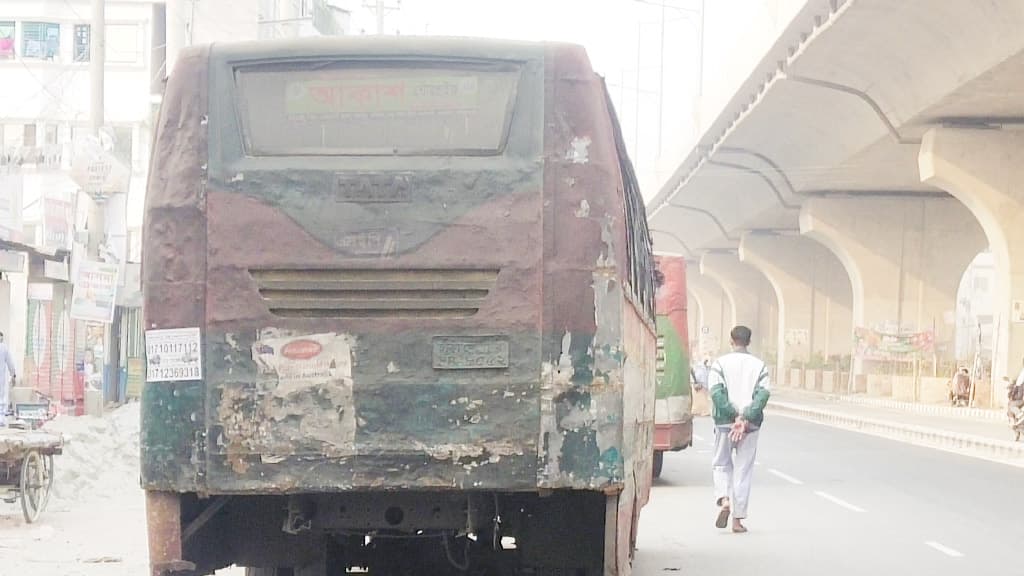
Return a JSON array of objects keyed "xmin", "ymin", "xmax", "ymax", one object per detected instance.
[
  {"xmin": 739, "ymin": 234, "xmax": 853, "ymax": 378},
  {"xmin": 686, "ymin": 287, "xmax": 700, "ymax": 354},
  {"xmin": 687, "ymin": 272, "xmax": 732, "ymax": 359},
  {"xmin": 699, "ymin": 252, "xmax": 777, "ymax": 357},
  {"xmin": 800, "ymin": 196, "xmax": 985, "ymax": 369},
  {"xmin": 920, "ymin": 127, "xmax": 1024, "ymax": 388}
]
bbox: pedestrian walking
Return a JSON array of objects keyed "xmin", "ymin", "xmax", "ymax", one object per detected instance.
[
  {"xmin": 690, "ymin": 356, "xmax": 712, "ymax": 416},
  {"xmin": 708, "ymin": 325, "xmax": 770, "ymax": 533},
  {"xmin": 0, "ymin": 332, "xmax": 17, "ymax": 427}
]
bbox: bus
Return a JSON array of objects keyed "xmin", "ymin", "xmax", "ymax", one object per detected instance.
[
  {"xmin": 141, "ymin": 37, "xmax": 658, "ymax": 576},
  {"xmin": 652, "ymin": 255, "xmax": 693, "ymax": 478}
]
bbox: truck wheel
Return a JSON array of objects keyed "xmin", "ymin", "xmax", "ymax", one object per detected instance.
[{"xmin": 652, "ymin": 451, "xmax": 664, "ymax": 479}]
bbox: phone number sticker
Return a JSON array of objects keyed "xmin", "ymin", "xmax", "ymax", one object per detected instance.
[{"xmin": 145, "ymin": 327, "xmax": 203, "ymax": 382}]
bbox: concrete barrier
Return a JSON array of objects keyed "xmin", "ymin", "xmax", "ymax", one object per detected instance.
[
  {"xmin": 892, "ymin": 376, "xmax": 914, "ymax": 402},
  {"xmin": 853, "ymin": 373, "xmax": 867, "ymax": 394},
  {"xmin": 831, "ymin": 393, "xmax": 1004, "ymax": 421},
  {"xmin": 920, "ymin": 377, "xmax": 949, "ymax": 405},
  {"xmin": 866, "ymin": 374, "xmax": 892, "ymax": 397},
  {"xmin": 822, "ymin": 371, "xmax": 836, "ymax": 394},
  {"xmin": 804, "ymin": 370, "xmax": 821, "ymax": 392},
  {"xmin": 770, "ymin": 400, "xmax": 1024, "ymax": 466},
  {"xmin": 790, "ymin": 368, "xmax": 804, "ymax": 389}
]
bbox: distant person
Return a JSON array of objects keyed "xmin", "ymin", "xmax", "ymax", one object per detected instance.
[
  {"xmin": 1010, "ymin": 358, "xmax": 1024, "ymax": 424},
  {"xmin": 708, "ymin": 325, "xmax": 770, "ymax": 533},
  {"xmin": 1006, "ymin": 377, "xmax": 1024, "ymax": 422},
  {"xmin": 950, "ymin": 367, "xmax": 971, "ymax": 406},
  {"xmin": 691, "ymin": 357, "xmax": 709, "ymax": 390},
  {"xmin": 690, "ymin": 356, "xmax": 712, "ymax": 416},
  {"xmin": 0, "ymin": 331, "xmax": 17, "ymax": 427}
]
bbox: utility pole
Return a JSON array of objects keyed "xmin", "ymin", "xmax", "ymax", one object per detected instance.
[
  {"xmin": 88, "ymin": 0, "xmax": 106, "ymax": 259},
  {"xmin": 90, "ymin": 0, "xmax": 104, "ymax": 136},
  {"xmin": 364, "ymin": 0, "xmax": 400, "ymax": 35},
  {"xmin": 165, "ymin": 0, "xmax": 186, "ymax": 79},
  {"xmin": 87, "ymin": 0, "xmax": 110, "ymax": 411},
  {"xmin": 657, "ymin": 0, "xmax": 666, "ymax": 157}
]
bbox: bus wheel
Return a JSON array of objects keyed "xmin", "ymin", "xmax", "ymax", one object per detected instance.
[
  {"xmin": 245, "ymin": 566, "xmax": 326, "ymax": 576},
  {"xmin": 652, "ymin": 451, "xmax": 664, "ymax": 479}
]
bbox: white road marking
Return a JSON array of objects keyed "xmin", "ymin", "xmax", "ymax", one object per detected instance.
[
  {"xmin": 814, "ymin": 491, "xmax": 866, "ymax": 513},
  {"xmin": 925, "ymin": 541, "xmax": 964, "ymax": 558},
  {"xmin": 768, "ymin": 468, "xmax": 804, "ymax": 485},
  {"xmin": 694, "ymin": 434, "xmax": 705, "ymax": 442}
]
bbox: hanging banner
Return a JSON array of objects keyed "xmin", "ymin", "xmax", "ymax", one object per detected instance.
[
  {"xmin": 0, "ymin": 174, "xmax": 23, "ymax": 241},
  {"xmin": 854, "ymin": 327, "xmax": 934, "ymax": 360},
  {"xmin": 42, "ymin": 194, "xmax": 74, "ymax": 252},
  {"xmin": 70, "ymin": 259, "xmax": 119, "ymax": 323}
]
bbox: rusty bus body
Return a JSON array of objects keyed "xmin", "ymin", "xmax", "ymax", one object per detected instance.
[{"xmin": 142, "ymin": 38, "xmax": 657, "ymax": 576}]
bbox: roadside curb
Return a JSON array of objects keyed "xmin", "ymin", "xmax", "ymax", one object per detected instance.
[
  {"xmin": 770, "ymin": 401, "xmax": 1024, "ymax": 465},
  {"xmin": 832, "ymin": 394, "xmax": 1004, "ymax": 422},
  {"xmin": 776, "ymin": 387, "xmax": 1005, "ymax": 422}
]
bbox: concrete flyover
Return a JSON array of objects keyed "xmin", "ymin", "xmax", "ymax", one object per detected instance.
[{"xmin": 647, "ymin": 0, "xmax": 1024, "ymax": 397}]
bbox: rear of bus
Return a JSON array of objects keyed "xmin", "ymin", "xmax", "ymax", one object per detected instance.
[
  {"xmin": 651, "ymin": 255, "xmax": 693, "ymax": 478},
  {"xmin": 142, "ymin": 38, "xmax": 654, "ymax": 576}
]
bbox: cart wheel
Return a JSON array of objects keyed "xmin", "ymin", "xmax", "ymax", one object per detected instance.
[{"xmin": 20, "ymin": 450, "xmax": 52, "ymax": 523}]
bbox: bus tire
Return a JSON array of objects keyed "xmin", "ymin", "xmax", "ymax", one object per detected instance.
[
  {"xmin": 652, "ymin": 451, "xmax": 664, "ymax": 479},
  {"xmin": 244, "ymin": 569, "xmax": 290, "ymax": 576},
  {"xmin": 245, "ymin": 567, "xmax": 323, "ymax": 576}
]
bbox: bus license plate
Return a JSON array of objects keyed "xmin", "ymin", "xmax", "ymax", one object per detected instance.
[{"xmin": 433, "ymin": 336, "xmax": 510, "ymax": 370}]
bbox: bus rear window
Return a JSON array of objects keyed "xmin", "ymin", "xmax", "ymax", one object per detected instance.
[{"xmin": 234, "ymin": 63, "xmax": 520, "ymax": 156}]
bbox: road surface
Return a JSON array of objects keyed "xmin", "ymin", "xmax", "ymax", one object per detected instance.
[
  {"xmin": 634, "ymin": 414, "xmax": 1020, "ymax": 575},
  {"xmin": 2, "ymin": 411, "xmax": 1018, "ymax": 574}
]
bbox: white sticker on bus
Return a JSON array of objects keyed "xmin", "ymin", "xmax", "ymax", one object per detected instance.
[{"xmin": 146, "ymin": 327, "xmax": 203, "ymax": 382}]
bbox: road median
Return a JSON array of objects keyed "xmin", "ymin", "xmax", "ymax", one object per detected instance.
[{"xmin": 770, "ymin": 400, "xmax": 1024, "ymax": 466}]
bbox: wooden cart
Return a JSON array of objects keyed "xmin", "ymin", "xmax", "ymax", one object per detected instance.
[{"xmin": 0, "ymin": 428, "xmax": 62, "ymax": 523}]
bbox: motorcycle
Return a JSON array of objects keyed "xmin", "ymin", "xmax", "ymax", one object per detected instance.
[{"xmin": 1007, "ymin": 379, "xmax": 1024, "ymax": 442}]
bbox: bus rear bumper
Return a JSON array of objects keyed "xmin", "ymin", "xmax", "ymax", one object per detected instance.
[{"xmin": 653, "ymin": 420, "xmax": 693, "ymax": 452}]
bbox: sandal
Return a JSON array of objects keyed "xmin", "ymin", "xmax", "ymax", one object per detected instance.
[{"xmin": 715, "ymin": 505, "xmax": 730, "ymax": 529}]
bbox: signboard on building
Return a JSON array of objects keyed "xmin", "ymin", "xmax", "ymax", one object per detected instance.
[
  {"xmin": 854, "ymin": 327, "xmax": 934, "ymax": 360},
  {"xmin": 785, "ymin": 328, "xmax": 809, "ymax": 348},
  {"xmin": 43, "ymin": 258, "xmax": 69, "ymax": 281},
  {"xmin": 0, "ymin": 174, "xmax": 23, "ymax": 241},
  {"xmin": 1012, "ymin": 300, "xmax": 1024, "ymax": 324},
  {"xmin": 126, "ymin": 357, "xmax": 144, "ymax": 398},
  {"xmin": 70, "ymin": 259, "xmax": 119, "ymax": 323},
  {"xmin": 0, "ymin": 250, "xmax": 25, "ymax": 273},
  {"xmin": 70, "ymin": 135, "xmax": 130, "ymax": 201},
  {"xmin": 27, "ymin": 282, "xmax": 54, "ymax": 301}
]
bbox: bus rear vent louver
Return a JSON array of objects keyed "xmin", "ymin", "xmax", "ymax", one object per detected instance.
[{"xmin": 249, "ymin": 269, "xmax": 499, "ymax": 319}]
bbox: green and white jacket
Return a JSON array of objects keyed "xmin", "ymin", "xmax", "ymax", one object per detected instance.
[{"xmin": 708, "ymin": 351, "xmax": 771, "ymax": 428}]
